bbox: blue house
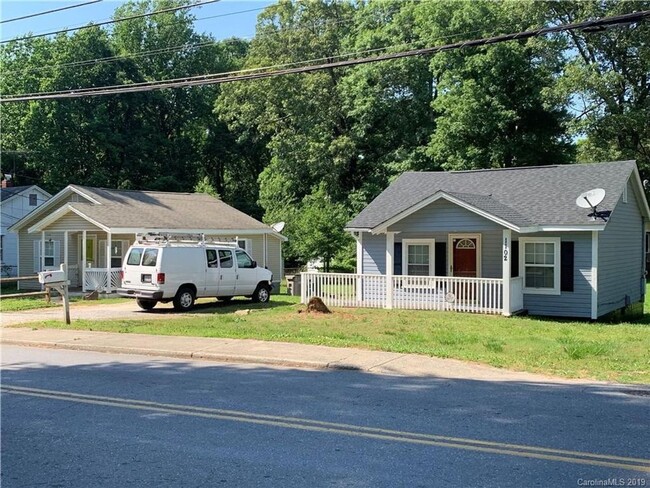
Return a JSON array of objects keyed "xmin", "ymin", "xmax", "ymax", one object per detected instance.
[{"xmin": 302, "ymin": 161, "xmax": 649, "ymax": 319}]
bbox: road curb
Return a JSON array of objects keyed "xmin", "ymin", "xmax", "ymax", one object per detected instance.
[{"xmin": 0, "ymin": 338, "xmax": 348, "ymax": 372}]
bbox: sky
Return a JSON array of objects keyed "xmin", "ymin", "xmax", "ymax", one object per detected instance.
[{"xmin": 0, "ymin": 0, "xmax": 275, "ymax": 42}]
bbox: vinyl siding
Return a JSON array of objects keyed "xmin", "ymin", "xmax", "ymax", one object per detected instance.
[
  {"xmin": 18, "ymin": 230, "xmax": 65, "ymax": 290},
  {"xmin": 388, "ymin": 199, "xmax": 504, "ymax": 233},
  {"xmin": 521, "ymin": 232, "xmax": 592, "ymax": 318},
  {"xmin": 265, "ymin": 235, "xmax": 284, "ymax": 286},
  {"xmin": 47, "ymin": 212, "xmax": 104, "ymax": 231},
  {"xmin": 362, "ymin": 233, "xmax": 386, "ymax": 275},
  {"xmin": 1, "ymin": 187, "xmax": 50, "ymax": 275},
  {"xmin": 598, "ymin": 179, "xmax": 645, "ymax": 316}
]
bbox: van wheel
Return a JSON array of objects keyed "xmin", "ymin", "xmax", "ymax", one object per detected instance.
[
  {"xmin": 136, "ymin": 298, "xmax": 157, "ymax": 311},
  {"xmin": 173, "ymin": 287, "xmax": 195, "ymax": 312},
  {"xmin": 252, "ymin": 284, "xmax": 271, "ymax": 303}
]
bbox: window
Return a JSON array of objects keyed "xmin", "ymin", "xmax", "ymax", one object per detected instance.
[
  {"xmin": 142, "ymin": 248, "xmax": 158, "ymax": 267},
  {"xmin": 111, "ymin": 241, "xmax": 124, "ymax": 268},
  {"xmin": 29, "ymin": 194, "xmax": 37, "ymax": 206},
  {"xmin": 402, "ymin": 239, "xmax": 435, "ymax": 276},
  {"xmin": 235, "ymin": 249, "xmax": 255, "ymax": 269},
  {"xmin": 127, "ymin": 248, "xmax": 143, "ymax": 265},
  {"xmin": 206, "ymin": 249, "xmax": 218, "ymax": 268},
  {"xmin": 237, "ymin": 239, "xmax": 252, "ymax": 252},
  {"xmin": 33, "ymin": 240, "xmax": 59, "ymax": 271},
  {"xmin": 218, "ymin": 249, "xmax": 233, "ymax": 268},
  {"xmin": 520, "ymin": 238, "xmax": 560, "ymax": 295},
  {"xmin": 44, "ymin": 241, "xmax": 55, "ymax": 267}
]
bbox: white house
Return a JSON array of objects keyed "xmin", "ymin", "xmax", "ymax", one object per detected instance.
[{"xmin": 0, "ymin": 181, "xmax": 51, "ymax": 277}]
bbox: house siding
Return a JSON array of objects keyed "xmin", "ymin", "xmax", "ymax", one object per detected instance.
[
  {"xmin": 521, "ymin": 232, "xmax": 592, "ymax": 318},
  {"xmin": 388, "ymin": 199, "xmax": 504, "ymax": 233},
  {"xmin": 265, "ymin": 235, "xmax": 284, "ymax": 286},
  {"xmin": 598, "ymin": 179, "xmax": 645, "ymax": 316},
  {"xmin": 1, "ymin": 187, "xmax": 50, "ymax": 276},
  {"xmin": 47, "ymin": 212, "xmax": 105, "ymax": 231},
  {"xmin": 362, "ymin": 233, "xmax": 386, "ymax": 275}
]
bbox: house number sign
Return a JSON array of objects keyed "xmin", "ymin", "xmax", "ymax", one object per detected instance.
[{"xmin": 503, "ymin": 237, "xmax": 509, "ymax": 262}]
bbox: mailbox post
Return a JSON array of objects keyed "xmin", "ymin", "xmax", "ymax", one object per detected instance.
[{"xmin": 38, "ymin": 264, "xmax": 70, "ymax": 325}]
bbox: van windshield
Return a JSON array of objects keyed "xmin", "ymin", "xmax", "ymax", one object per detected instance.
[{"xmin": 127, "ymin": 248, "xmax": 143, "ymax": 265}]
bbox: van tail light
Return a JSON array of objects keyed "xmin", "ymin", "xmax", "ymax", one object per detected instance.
[
  {"xmin": 119, "ymin": 270, "xmax": 124, "ymax": 280},
  {"xmin": 156, "ymin": 273, "xmax": 165, "ymax": 284}
]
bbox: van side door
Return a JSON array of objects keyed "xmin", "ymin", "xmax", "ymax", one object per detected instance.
[
  {"xmin": 205, "ymin": 249, "xmax": 220, "ymax": 295},
  {"xmin": 217, "ymin": 249, "xmax": 237, "ymax": 296},
  {"xmin": 234, "ymin": 249, "xmax": 258, "ymax": 295}
]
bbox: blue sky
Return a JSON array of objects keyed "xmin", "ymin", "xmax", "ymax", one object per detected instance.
[{"xmin": 0, "ymin": 1, "xmax": 275, "ymax": 42}]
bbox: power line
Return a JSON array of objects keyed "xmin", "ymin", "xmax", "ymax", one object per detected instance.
[
  {"xmin": 2, "ymin": 9, "xmax": 649, "ymax": 103},
  {"xmin": 2, "ymin": 7, "xmax": 353, "ymax": 77},
  {"xmin": 1, "ymin": 0, "xmax": 103, "ymax": 24},
  {"xmin": 0, "ymin": 0, "xmax": 222, "ymax": 44}
]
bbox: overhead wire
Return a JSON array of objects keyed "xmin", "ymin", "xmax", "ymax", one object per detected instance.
[
  {"xmin": 0, "ymin": 0, "xmax": 222, "ymax": 44},
  {"xmin": 0, "ymin": 0, "xmax": 103, "ymax": 24},
  {"xmin": 2, "ymin": 9, "xmax": 648, "ymax": 103},
  {"xmin": 2, "ymin": 7, "xmax": 359, "ymax": 77}
]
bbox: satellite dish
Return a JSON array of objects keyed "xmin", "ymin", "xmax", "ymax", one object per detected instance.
[
  {"xmin": 576, "ymin": 188, "xmax": 605, "ymax": 209},
  {"xmin": 271, "ymin": 221, "xmax": 285, "ymax": 233}
]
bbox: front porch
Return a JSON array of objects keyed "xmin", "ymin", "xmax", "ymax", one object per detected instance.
[
  {"xmin": 301, "ymin": 272, "xmax": 524, "ymax": 315},
  {"xmin": 34, "ymin": 229, "xmax": 132, "ymax": 293}
]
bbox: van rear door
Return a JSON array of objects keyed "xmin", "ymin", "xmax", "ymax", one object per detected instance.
[{"xmin": 122, "ymin": 246, "xmax": 160, "ymax": 291}]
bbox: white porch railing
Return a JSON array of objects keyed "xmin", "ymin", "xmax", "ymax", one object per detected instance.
[
  {"xmin": 301, "ymin": 272, "xmax": 516, "ymax": 315},
  {"xmin": 510, "ymin": 276, "xmax": 524, "ymax": 314},
  {"xmin": 83, "ymin": 268, "xmax": 122, "ymax": 291}
]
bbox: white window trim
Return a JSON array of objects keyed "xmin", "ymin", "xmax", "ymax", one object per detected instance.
[
  {"xmin": 237, "ymin": 238, "xmax": 252, "ymax": 253},
  {"xmin": 520, "ymin": 237, "xmax": 561, "ymax": 295},
  {"xmin": 401, "ymin": 239, "xmax": 435, "ymax": 276},
  {"xmin": 447, "ymin": 233, "xmax": 482, "ymax": 277}
]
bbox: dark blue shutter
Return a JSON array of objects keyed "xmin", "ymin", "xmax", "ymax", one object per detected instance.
[
  {"xmin": 394, "ymin": 242, "xmax": 402, "ymax": 275},
  {"xmin": 435, "ymin": 242, "xmax": 447, "ymax": 276},
  {"xmin": 511, "ymin": 240, "xmax": 519, "ymax": 278},
  {"xmin": 561, "ymin": 242, "xmax": 574, "ymax": 292}
]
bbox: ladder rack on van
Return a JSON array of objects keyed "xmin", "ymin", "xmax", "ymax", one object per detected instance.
[{"xmin": 136, "ymin": 233, "xmax": 240, "ymax": 247}]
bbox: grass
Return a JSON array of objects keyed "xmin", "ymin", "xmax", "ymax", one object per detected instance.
[
  {"xmin": 0, "ymin": 283, "xmax": 129, "ymax": 312},
  {"xmin": 15, "ymin": 289, "xmax": 650, "ymax": 384}
]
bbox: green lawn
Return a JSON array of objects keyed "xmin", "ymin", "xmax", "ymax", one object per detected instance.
[
  {"xmin": 0, "ymin": 284, "xmax": 129, "ymax": 312},
  {"xmin": 18, "ymin": 290, "xmax": 650, "ymax": 384}
]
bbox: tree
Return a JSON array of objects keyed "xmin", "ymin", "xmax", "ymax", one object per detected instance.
[
  {"xmin": 543, "ymin": 1, "xmax": 650, "ymax": 177},
  {"xmin": 418, "ymin": 0, "xmax": 573, "ymax": 170},
  {"xmin": 290, "ymin": 186, "xmax": 353, "ymax": 272}
]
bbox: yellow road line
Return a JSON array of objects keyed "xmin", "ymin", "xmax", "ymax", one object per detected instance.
[{"xmin": 3, "ymin": 385, "xmax": 649, "ymax": 473}]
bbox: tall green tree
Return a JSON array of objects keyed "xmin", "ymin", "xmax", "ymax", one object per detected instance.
[{"xmin": 544, "ymin": 1, "xmax": 650, "ymax": 176}]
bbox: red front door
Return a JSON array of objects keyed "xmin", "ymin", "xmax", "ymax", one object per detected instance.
[{"xmin": 452, "ymin": 238, "xmax": 477, "ymax": 277}]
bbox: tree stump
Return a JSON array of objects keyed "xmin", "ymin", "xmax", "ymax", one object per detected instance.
[{"xmin": 307, "ymin": 296, "xmax": 331, "ymax": 314}]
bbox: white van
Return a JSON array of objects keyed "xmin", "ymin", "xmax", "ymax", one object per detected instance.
[{"xmin": 117, "ymin": 236, "xmax": 273, "ymax": 312}]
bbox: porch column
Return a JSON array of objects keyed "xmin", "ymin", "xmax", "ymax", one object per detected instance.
[
  {"xmin": 64, "ymin": 230, "xmax": 69, "ymax": 269},
  {"xmin": 386, "ymin": 232, "xmax": 395, "ymax": 309},
  {"xmin": 106, "ymin": 232, "xmax": 112, "ymax": 293},
  {"xmin": 591, "ymin": 230, "xmax": 598, "ymax": 320},
  {"xmin": 355, "ymin": 232, "xmax": 363, "ymax": 304},
  {"xmin": 41, "ymin": 231, "xmax": 46, "ymax": 272},
  {"xmin": 82, "ymin": 230, "xmax": 87, "ymax": 292},
  {"xmin": 502, "ymin": 229, "xmax": 511, "ymax": 316}
]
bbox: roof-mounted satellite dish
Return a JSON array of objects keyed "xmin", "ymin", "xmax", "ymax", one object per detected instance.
[
  {"xmin": 576, "ymin": 188, "xmax": 606, "ymax": 220},
  {"xmin": 271, "ymin": 221, "xmax": 285, "ymax": 233}
]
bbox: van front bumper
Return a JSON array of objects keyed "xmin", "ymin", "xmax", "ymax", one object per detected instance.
[{"xmin": 117, "ymin": 288, "xmax": 164, "ymax": 300}]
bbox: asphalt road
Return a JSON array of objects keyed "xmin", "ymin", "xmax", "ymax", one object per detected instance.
[{"xmin": 2, "ymin": 346, "xmax": 649, "ymax": 487}]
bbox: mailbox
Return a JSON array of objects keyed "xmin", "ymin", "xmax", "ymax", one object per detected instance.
[{"xmin": 38, "ymin": 270, "xmax": 66, "ymax": 284}]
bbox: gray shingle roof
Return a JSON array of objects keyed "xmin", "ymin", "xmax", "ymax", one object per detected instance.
[
  {"xmin": 69, "ymin": 186, "xmax": 270, "ymax": 231},
  {"xmin": 347, "ymin": 161, "xmax": 643, "ymax": 230}
]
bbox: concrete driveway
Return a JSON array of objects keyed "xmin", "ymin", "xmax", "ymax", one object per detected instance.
[{"xmin": 0, "ymin": 300, "xmax": 186, "ymax": 326}]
